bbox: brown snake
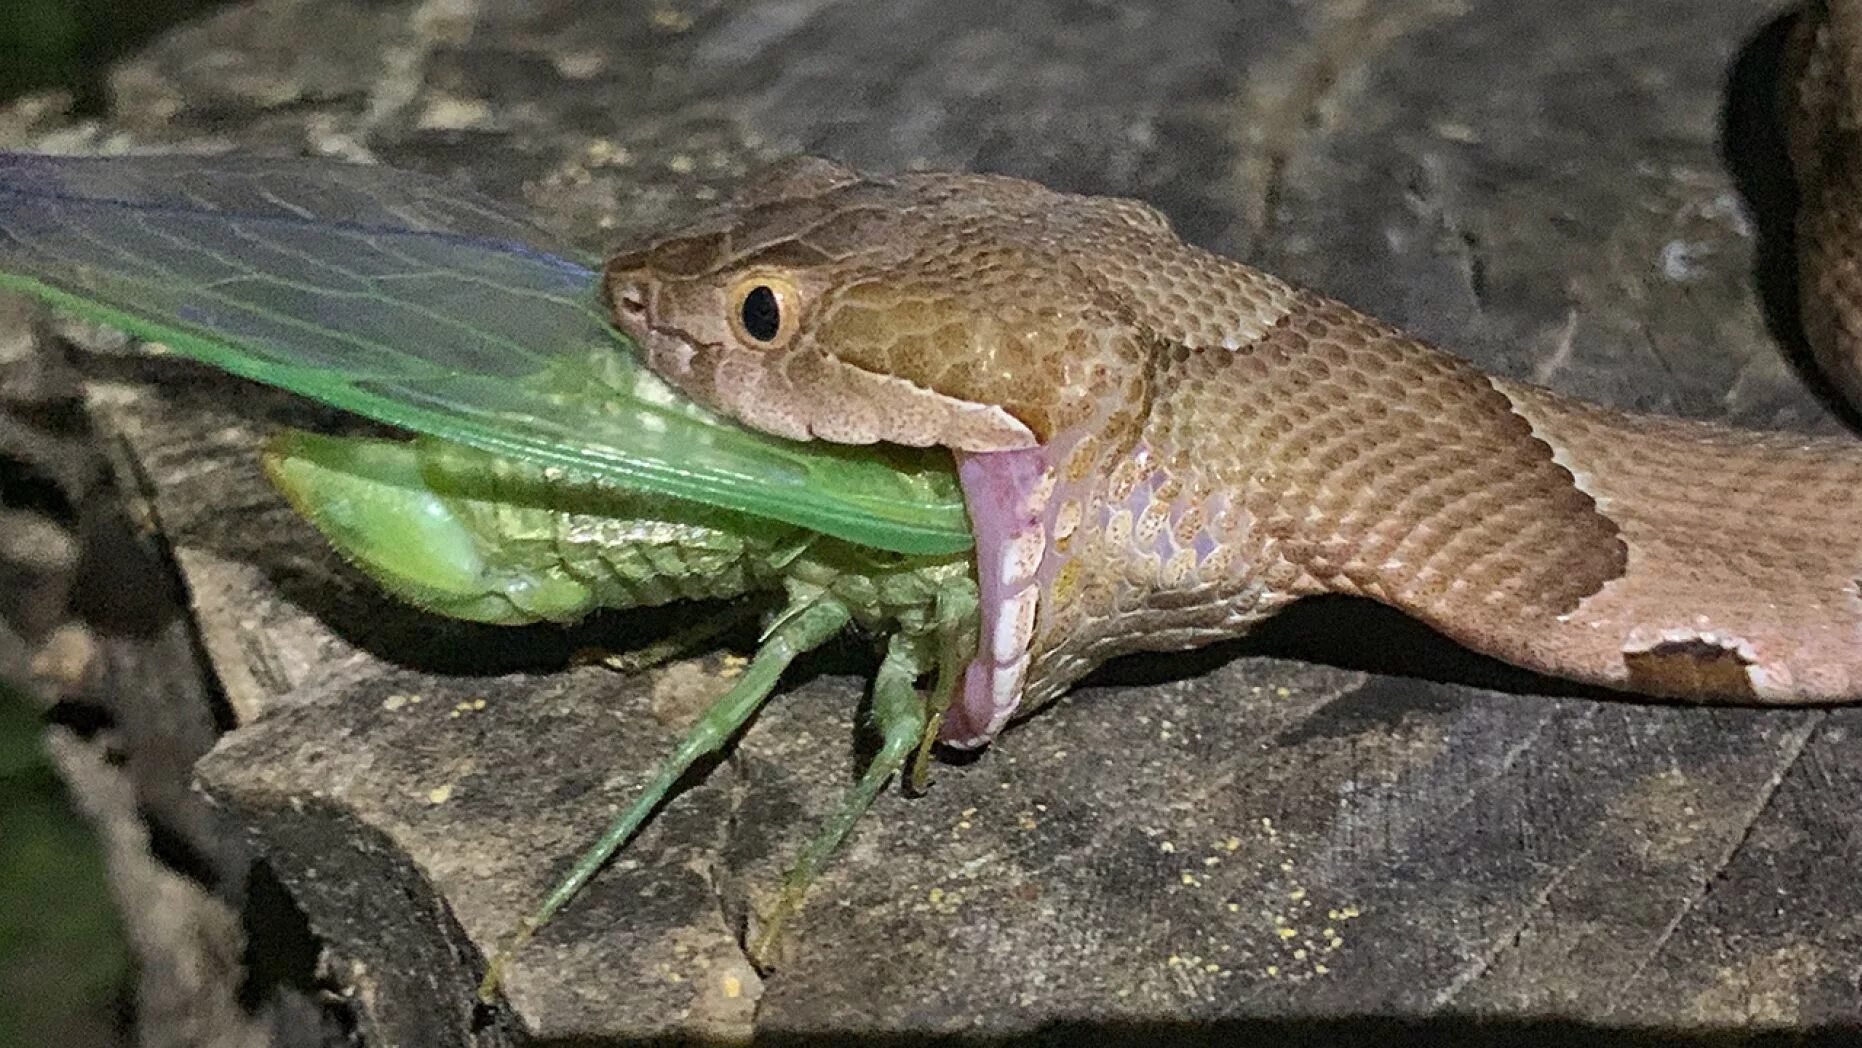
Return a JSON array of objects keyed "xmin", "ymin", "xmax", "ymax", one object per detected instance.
[
  {"xmin": 604, "ymin": 11, "xmax": 1862, "ymax": 749},
  {"xmin": 1792, "ymin": 0, "xmax": 1862, "ymax": 406}
]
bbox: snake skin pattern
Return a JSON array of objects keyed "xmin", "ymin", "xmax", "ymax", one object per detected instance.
[
  {"xmin": 1792, "ymin": 0, "xmax": 1862, "ymax": 404},
  {"xmin": 605, "ymin": 150, "xmax": 1862, "ymax": 747}
]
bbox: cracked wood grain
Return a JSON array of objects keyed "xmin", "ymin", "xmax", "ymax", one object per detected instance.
[
  {"xmin": 1612, "ymin": 714, "xmax": 1825, "ymax": 1006},
  {"xmin": 1430, "ymin": 706, "xmax": 1603, "ymax": 1008}
]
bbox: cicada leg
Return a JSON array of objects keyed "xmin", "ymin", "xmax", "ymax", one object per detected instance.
[
  {"xmin": 745, "ymin": 631, "xmax": 933, "ymax": 969},
  {"xmin": 913, "ymin": 578, "xmax": 979, "ymax": 792},
  {"xmin": 478, "ymin": 596, "xmax": 852, "ymax": 1001}
]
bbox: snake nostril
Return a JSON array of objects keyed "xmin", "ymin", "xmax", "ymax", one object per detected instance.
[{"xmin": 612, "ymin": 281, "xmax": 647, "ymax": 314}]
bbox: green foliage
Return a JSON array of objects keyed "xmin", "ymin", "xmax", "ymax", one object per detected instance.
[
  {"xmin": 0, "ymin": 0, "xmax": 230, "ymax": 111},
  {"xmin": 0, "ymin": 0, "xmax": 83, "ymax": 102},
  {"xmin": 0, "ymin": 681, "xmax": 130, "ymax": 1047}
]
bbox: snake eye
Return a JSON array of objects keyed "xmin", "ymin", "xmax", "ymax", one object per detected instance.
[
  {"xmin": 741, "ymin": 286, "xmax": 780, "ymax": 340},
  {"xmin": 728, "ymin": 275, "xmax": 799, "ymax": 348}
]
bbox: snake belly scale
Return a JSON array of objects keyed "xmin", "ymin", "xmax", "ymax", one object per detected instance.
[{"xmin": 605, "ymin": 154, "xmax": 1862, "ymax": 748}]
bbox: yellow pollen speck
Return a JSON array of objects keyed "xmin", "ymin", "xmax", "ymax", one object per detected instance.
[
  {"xmin": 1276, "ymin": 927, "xmax": 1296, "ymax": 940},
  {"xmin": 1266, "ymin": 965, "xmax": 1280, "ymax": 977},
  {"xmin": 1288, "ymin": 888, "xmax": 1306, "ymax": 901},
  {"xmin": 1293, "ymin": 948, "xmax": 1308, "ymax": 961},
  {"xmin": 1226, "ymin": 902, "xmax": 1240, "ymax": 913},
  {"xmin": 722, "ymin": 974, "xmax": 743, "ymax": 998},
  {"xmin": 1052, "ymin": 559, "xmax": 1083, "ymax": 604},
  {"xmin": 1159, "ymin": 841, "xmax": 1177, "ymax": 854},
  {"xmin": 649, "ymin": 7, "xmax": 695, "ymax": 32},
  {"xmin": 425, "ymin": 784, "xmax": 453, "ymax": 805},
  {"xmin": 1203, "ymin": 856, "xmax": 1221, "ymax": 867},
  {"xmin": 1224, "ymin": 836, "xmax": 1241, "ymax": 851},
  {"xmin": 1180, "ymin": 873, "xmax": 1199, "ymax": 886},
  {"xmin": 1315, "ymin": 963, "xmax": 1330, "ymax": 974},
  {"xmin": 382, "ymin": 694, "xmax": 410, "ymax": 711}
]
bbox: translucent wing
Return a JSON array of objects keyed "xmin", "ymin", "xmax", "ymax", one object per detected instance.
[{"xmin": 0, "ymin": 151, "xmax": 971, "ymax": 555}]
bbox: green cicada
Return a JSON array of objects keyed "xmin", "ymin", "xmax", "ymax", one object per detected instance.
[{"xmin": 0, "ymin": 151, "xmax": 980, "ymax": 992}]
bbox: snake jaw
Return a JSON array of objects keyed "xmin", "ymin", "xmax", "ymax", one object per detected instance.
[{"xmin": 940, "ymin": 446, "xmax": 1054, "ymax": 747}]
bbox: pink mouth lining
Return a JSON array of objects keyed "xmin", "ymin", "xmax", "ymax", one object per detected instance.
[{"xmin": 941, "ymin": 447, "xmax": 1053, "ymax": 748}]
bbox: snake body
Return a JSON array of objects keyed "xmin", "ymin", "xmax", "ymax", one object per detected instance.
[
  {"xmin": 1792, "ymin": 0, "xmax": 1862, "ymax": 405},
  {"xmin": 608, "ymin": 84, "xmax": 1862, "ymax": 746}
]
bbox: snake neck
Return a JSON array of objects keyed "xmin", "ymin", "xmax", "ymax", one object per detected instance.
[
  {"xmin": 937, "ymin": 306, "xmax": 1324, "ymax": 746},
  {"xmin": 942, "ymin": 425, "xmax": 1314, "ymax": 748},
  {"xmin": 940, "ymin": 274, "xmax": 1641, "ymax": 747}
]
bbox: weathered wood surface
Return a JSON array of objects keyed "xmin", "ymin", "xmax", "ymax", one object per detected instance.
[{"xmin": 6, "ymin": 0, "xmax": 1862, "ymax": 1043}]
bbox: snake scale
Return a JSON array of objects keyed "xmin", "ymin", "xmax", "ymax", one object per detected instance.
[{"xmin": 606, "ymin": 3, "xmax": 1862, "ymax": 749}]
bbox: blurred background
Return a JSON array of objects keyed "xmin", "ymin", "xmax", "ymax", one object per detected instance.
[
  {"xmin": 3, "ymin": 5, "xmax": 225, "ymax": 1045},
  {"xmin": 1, "ymin": 0, "xmax": 221, "ymax": 110}
]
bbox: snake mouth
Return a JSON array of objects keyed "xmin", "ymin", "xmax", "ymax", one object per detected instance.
[
  {"xmin": 610, "ymin": 304, "xmax": 732, "ymax": 415},
  {"xmin": 941, "ymin": 446, "xmax": 1054, "ymax": 748},
  {"xmin": 608, "ymin": 281, "xmax": 716, "ymax": 380},
  {"xmin": 611, "ymin": 282, "xmax": 1049, "ymax": 743}
]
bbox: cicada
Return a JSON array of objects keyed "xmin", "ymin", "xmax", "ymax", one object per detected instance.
[{"xmin": 0, "ymin": 151, "xmax": 980, "ymax": 992}]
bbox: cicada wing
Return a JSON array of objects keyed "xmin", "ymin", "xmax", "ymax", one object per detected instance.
[{"xmin": 0, "ymin": 152, "xmax": 971, "ymax": 554}]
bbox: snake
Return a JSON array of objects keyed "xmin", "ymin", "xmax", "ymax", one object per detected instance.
[
  {"xmin": 1792, "ymin": 0, "xmax": 1862, "ymax": 406},
  {"xmin": 604, "ymin": 8, "xmax": 1862, "ymax": 750}
]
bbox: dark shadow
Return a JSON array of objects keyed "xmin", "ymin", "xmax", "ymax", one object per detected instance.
[
  {"xmin": 509, "ymin": 1014, "xmax": 1862, "ymax": 1046},
  {"xmin": 1082, "ymin": 593, "xmax": 1623, "ymax": 704},
  {"xmin": 750, "ymin": 1017, "xmax": 1862, "ymax": 1048},
  {"xmin": 237, "ymin": 861, "xmax": 358, "ymax": 1046},
  {"xmin": 0, "ymin": 0, "xmax": 236, "ymax": 116},
  {"xmin": 1721, "ymin": 7, "xmax": 1862, "ymax": 431}
]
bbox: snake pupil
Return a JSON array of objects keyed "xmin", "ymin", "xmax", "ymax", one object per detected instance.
[{"xmin": 740, "ymin": 285, "xmax": 782, "ymax": 342}]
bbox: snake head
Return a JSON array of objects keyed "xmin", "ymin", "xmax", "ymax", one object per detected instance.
[{"xmin": 603, "ymin": 157, "xmax": 1163, "ymax": 452}]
